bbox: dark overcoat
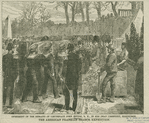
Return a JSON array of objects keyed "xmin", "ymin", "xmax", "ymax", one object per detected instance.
[
  {"xmin": 3, "ymin": 53, "xmax": 14, "ymax": 86},
  {"xmin": 65, "ymin": 52, "xmax": 81, "ymax": 90}
]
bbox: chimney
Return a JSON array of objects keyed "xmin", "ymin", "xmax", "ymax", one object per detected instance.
[{"xmin": 131, "ymin": 2, "xmax": 137, "ymax": 16}]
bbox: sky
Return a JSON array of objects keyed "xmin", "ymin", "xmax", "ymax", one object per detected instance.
[{"xmin": 2, "ymin": 1, "xmax": 131, "ymax": 24}]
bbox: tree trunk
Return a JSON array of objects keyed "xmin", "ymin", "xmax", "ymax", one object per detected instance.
[
  {"xmin": 72, "ymin": 7, "xmax": 75, "ymax": 22},
  {"xmin": 86, "ymin": 2, "xmax": 90, "ymax": 24},
  {"xmin": 96, "ymin": 2, "xmax": 101, "ymax": 19},
  {"xmin": 64, "ymin": 4, "xmax": 69, "ymax": 25},
  {"xmin": 71, "ymin": 3, "xmax": 76, "ymax": 22},
  {"xmin": 80, "ymin": 2, "xmax": 85, "ymax": 22},
  {"xmin": 111, "ymin": 2, "xmax": 118, "ymax": 17},
  {"xmin": 97, "ymin": 9, "xmax": 101, "ymax": 19}
]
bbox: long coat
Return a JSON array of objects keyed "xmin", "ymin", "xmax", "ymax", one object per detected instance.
[
  {"xmin": 65, "ymin": 52, "xmax": 81, "ymax": 90},
  {"xmin": 135, "ymin": 56, "xmax": 143, "ymax": 96},
  {"xmin": 3, "ymin": 53, "xmax": 17, "ymax": 88}
]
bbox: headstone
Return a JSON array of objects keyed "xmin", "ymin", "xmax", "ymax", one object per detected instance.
[
  {"xmin": 82, "ymin": 69, "xmax": 127, "ymax": 97},
  {"xmin": 105, "ymin": 70, "xmax": 127, "ymax": 97}
]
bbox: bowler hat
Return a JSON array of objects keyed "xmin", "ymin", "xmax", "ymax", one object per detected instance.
[
  {"xmin": 6, "ymin": 43, "xmax": 13, "ymax": 51},
  {"xmin": 67, "ymin": 43, "xmax": 74, "ymax": 51}
]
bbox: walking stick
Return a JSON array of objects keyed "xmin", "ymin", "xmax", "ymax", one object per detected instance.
[
  {"xmin": 96, "ymin": 71, "xmax": 102, "ymax": 102},
  {"xmin": 98, "ymin": 71, "xmax": 101, "ymax": 95},
  {"xmin": 60, "ymin": 77, "xmax": 74, "ymax": 110},
  {"xmin": 60, "ymin": 77, "xmax": 74, "ymax": 101}
]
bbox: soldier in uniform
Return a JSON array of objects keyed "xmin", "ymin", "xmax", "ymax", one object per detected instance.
[
  {"xmin": 41, "ymin": 43, "xmax": 59, "ymax": 99},
  {"xmin": 63, "ymin": 43, "xmax": 81, "ymax": 112},
  {"xmin": 54, "ymin": 42, "xmax": 71, "ymax": 95},
  {"xmin": 41, "ymin": 53, "xmax": 59, "ymax": 99},
  {"xmin": 75, "ymin": 41, "xmax": 84, "ymax": 93},
  {"xmin": 3, "ymin": 43, "xmax": 16, "ymax": 107},
  {"xmin": 21, "ymin": 44, "xmax": 43, "ymax": 103},
  {"xmin": 99, "ymin": 44, "xmax": 117, "ymax": 103},
  {"xmin": 54, "ymin": 51, "xmax": 64, "ymax": 95},
  {"xmin": 15, "ymin": 42, "xmax": 27, "ymax": 99}
]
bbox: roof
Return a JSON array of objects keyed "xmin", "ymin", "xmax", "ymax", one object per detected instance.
[{"xmin": 120, "ymin": 9, "xmax": 144, "ymax": 39}]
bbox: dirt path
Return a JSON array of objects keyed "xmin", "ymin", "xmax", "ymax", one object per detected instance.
[{"xmin": 3, "ymin": 93, "xmax": 142, "ymax": 114}]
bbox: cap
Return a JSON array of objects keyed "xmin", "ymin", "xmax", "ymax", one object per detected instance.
[
  {"xmin": 29, "ymin": 44, "xmax": 38, "ymax": 52},
  {"xmin": 106, "ymin": 44, "xmax": 115, "ymax": 51}
]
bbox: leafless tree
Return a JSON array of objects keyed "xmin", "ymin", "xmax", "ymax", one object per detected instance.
[
  {"xmin": 110, "ymin": 2, "xmax": 118, "ymax": 17},
  {"xmin": 101, "ymin": 1, "xmax": 125, "ymax": 17},
  {"xmin": 85, "ymin": 2, "xmax": 90, "ymax": 24},
  {"xmin": 38, "ymin": 4, "xmax": 51, "ymax": 24},
  {"xmin": 93, "ymin": 2, "xmax": 101, "ymax": 19},
  {"xmin": 69, "ymin": 2, "xmax": 77, "ymax": 22},
  {"xmin": 20, "ymin": 2, "xmax": 42, "ymax": 27},
  {"xmin": 20, "ymin": 2, "xmax": 51, "ymax": 34},
  {"xmin": 75, "ymin": 2, "xmax": 85, "ymax": 22},
  {"xmin": 56, "ymin": 2, "xmax": 70, "ymax": 25}
]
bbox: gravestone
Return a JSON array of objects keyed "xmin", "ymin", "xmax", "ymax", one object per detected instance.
[
  {"xmin": 105, "ymin": 70, "xmax": 127, "ymax": 97},
  {"xmin": 82, "ymin": 63, "xmax": 127, "ymax": 97}
]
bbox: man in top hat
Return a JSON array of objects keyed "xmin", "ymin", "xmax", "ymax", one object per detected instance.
[
  {"xmin": 99, "ymin": 44, "xmax": 117, "ymax": 103},
  {"xmin": 63, "ymin": 43, "xmax": 81, "ymax": 112},
  {"xmin": 3, "ymin": 43, "xmax": 16, "ymax": 107}
]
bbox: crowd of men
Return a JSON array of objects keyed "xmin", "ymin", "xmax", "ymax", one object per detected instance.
[
  {"xmin": 2, "ymin": 36, "xmax": 90, "ymax": 111},
  {"xmin": 2, "ymin": 35, "xmax": 144, "ymax": 113}
]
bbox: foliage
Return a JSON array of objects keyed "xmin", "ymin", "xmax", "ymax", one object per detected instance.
[
  {"xmin": 8, "ymin": 2, "xmax": 53, "ymax": 37},
  {"xmin": 55, "ymin": 1, "xmax": 70, "ymax": 24},
  {"xmin": 100, "ymin": 34, "xmax": 111, "ymax": 44},
  {"xmin": 99, "ymin": 1, "xmax": 125, "ymax": 17},
  {"xmin": 140, "ymin": 18, "xmax": 144, "ymax": 51},
  {"xmin": 9, "ymin": 13, "xmax": 131, "ymax": 39},
  {"xmin": 16, "ymin": 2, "xmax": 51, "ymax": 35},
  {"xmin": 20, "ymin": 2, "xmax": 42, "ymax": 25},
  {"xmin": 125, "ymin": 22, "xmax": 143, "ymax": 62}
]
